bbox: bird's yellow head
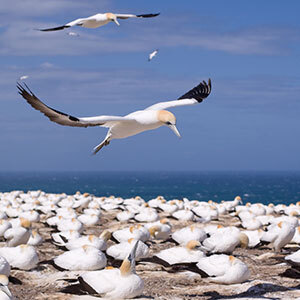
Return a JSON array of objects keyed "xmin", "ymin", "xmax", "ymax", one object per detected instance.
[
  {"xmin": 158, "ymin": 110, "xmax": 181, "ymax": 138},
  {"xmin": 106, "ymin": 13, "xmax": 120, "ymax": 26}
]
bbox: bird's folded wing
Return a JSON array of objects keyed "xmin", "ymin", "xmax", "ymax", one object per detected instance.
[
  {"xmin": 115, "ymin": 13, "xmax": 160, "ymax": 19},
  {"xmin": 17, "ymin": 83, "xmax": 134, "ymax": 127},
  {"xmin": 145, "ymin": 79, "xmax": 211, "ymax": 111}
]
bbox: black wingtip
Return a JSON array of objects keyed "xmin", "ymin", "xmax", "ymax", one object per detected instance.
[
  {"xmin": 136, "ymin": 13, "xmax": 160, "ymax": 18},
  {"xmin": 178, "ymin": 78, "xmax": 212, "ymax": 102},
  {"xmin": 38, "ymin": 25, "xmax": 70, "ymax": 32}
]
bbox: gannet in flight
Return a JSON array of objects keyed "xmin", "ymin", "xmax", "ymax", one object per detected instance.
[
  {"xmin": 38, "ymin": 12, "xmax": 160, "ymax": 32},
  {"xmin": 148, "ymin": 49, "xmax": 158, "ymax": 61},
  {"xmin": 17, "ymin": 79, "xmax": 211, "ymax": 154}
]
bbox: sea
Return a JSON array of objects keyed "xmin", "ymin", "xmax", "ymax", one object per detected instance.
[{"xmin": 0, "ymin": 171, "xmax": 299, "ymax": 206}]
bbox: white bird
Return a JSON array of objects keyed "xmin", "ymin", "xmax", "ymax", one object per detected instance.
[
  {"xmin": 0, "ymin": 275, "xmax": 13, "ymax": 300},
  {"xmin": 4, "ymin": 218, "xmax": 31, "ymax": 247},
  {"xmin": 154, "ymin": 240, "xmax": 205, "ymax": 265},
  {"xmin": 0, "ymin": 245, "xmax": 39, "ymax": 270},
  {"xmin": 148, "ymin": 49, "xmax": 158, "ymax": 61},
  {"xmin": 78, "ymin": 241, "xmax": 144, "ymax": 299},
  {"xmin": 106, "ymin": 238, "xmax": 149, "ymax": 261},
  {"xmin": 17, "ymin": 79, "xmax": 211, "ymax": 154},
  {"xmin": 285, "ymin": 249, "xmax": 300, "ymax": 267},
  {"xmin": 19, "ymin": 75, "xmax": 29, "ymax": 81},
  {"xmin": 0, "ymin": 256, "xmax": 10, "ymax": 277},
  {"xmin": 171, "ymin": 225, "xmax": 207, "ymax": 245},
  {"xmin": 38, "ymin": 12, "xmax": 160, "ymax": 31},
  {"xmin": 53, "ymin": 245, "xmax": 107, "ymax": 271},
  {"xmin": 196, "ymin": 255, "xmax": 250, "ymax": 284},
  {"xmin": 67, "ymin": 31, "xmax": 79, "ymax": 37}
]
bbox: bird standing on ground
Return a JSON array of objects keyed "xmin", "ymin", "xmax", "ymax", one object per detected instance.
[
  {"xmin": 17, "ymin": 79, "xmax": 212, "ymax": 154},
  {"xmin": 38, "ymin": 12, "xmax": 160, "ymax": 31}
]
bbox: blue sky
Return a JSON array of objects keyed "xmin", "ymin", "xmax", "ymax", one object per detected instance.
[{"xmin": 1, "ymin": 0, "xmax": 300, "ymax": 171}]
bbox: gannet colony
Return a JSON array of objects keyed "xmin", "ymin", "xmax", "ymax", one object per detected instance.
[{"xmin": 0, "ymin": 191, "xmax": 299, "ymax": 299}]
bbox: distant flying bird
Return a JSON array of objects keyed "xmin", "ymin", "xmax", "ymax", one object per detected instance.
[
  {"xmin": 67, "ymin": 31, "xmax": 80, "ymax": 37},
  {"xmin": 148, "ymin": 49, "xmax": 158, "ymax": 61},
  {"xmin": 19, "ymin": 75, "xmax": 29, "ymax": 81},
  {"xmin": 38, "ymin": 12, "xmax": 160, "ymax": 32},
  {"xmin": 17, "ymin": 79, "xmax": 211, "ymax": 154}
]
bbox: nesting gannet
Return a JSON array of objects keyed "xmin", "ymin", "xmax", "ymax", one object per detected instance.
[
  {"xmin": 285, "ymin": 249, "xmax": 300, "ymax": 267},
  {"xmin": 17, "ymin": 79, "xmax": 211, "ymax": 154},
  {"xmin": 78, "ymin": 213, "xmax": 100, "ymax": 226},
  {"xmin": 145, "ymin": 219, "xmax": 172, "ymax": 241},
  {"xmin": 196, "ymin": 255, "xmax": 250, "ymax": 284},
  {"xmin": 116, "ymin": 211, "xmax": 135, "ymax": 222},
  {"xmin": 0, "ymin": 275, "xmax": 13, "ymax": 300},
  {"xmin": 0, "ymin": 245, "xmax": 39, "ymax": 270},
  {"xmin": 242, "ymin": 229, "xmax": 264, "ymax": 248},
  {"xmin": 261, "ymin": 221, "xmax": 295, "ymax": 252},
  {"xmin": 4, "ymin": 218, "xmax": 31, "ymax": 247},
  {"xmin": 112, "ymin": 225, "xmax": 149, "ymax": 243},
  {"xmin": 201, "ymin": 229, "xmax": 248, "ymax": 254},
  {"xmin": 57, "ymin": 218, "xmax": 83, "ymax": 232},
  {"xmin": 38, "ymin": 12, "xmax": 160, "ymax": 31},
  {"xmin": 78, "ymin": 241, "xmax": 144, "ymax": 299},
  {"xmin": 148, "ymin": 49, "xmax": 159, "ymax": 61},
  {"xmin": 172, "ymin": 208, "xmax": 194, "ymax": 221},
  {"xmin": 0, "ymin": 256, "xmax": 10, "ymax": 277},
  {"xmin": 57, "ymin": 230, "xmax": 111, "ymax": 251},
  {"xmin": 0, "ymin": 220, "xmax": 11, "ymax": 237},
  {"xmin": 153, "ymin": 240, "xmax": 205, "ymax": 266},
  {"xmin": 291, "ymin": 226, "xmax": 300, "ymax": 244},
  {"xmin": 171, "ymin": 225, "xmax": 207, "ymax": 245},
  {"xmin": 27, "ymin": 230, "xmax": 43, "ymax": 246},
  {"xmin": 51, "ymin": 229, "xmax": 81, "ymax": 244},
  {"xmin": 53, "ymin": 245, "xmax": 107, "ymax": 271},
  {"xmin": 107, "ymin": 238, "xmax": 149, "ymax": 261}
]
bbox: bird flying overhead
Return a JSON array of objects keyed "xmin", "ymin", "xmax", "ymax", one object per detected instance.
[
  {"xmin": 38, "ymin": 12, "xmax": 160, "ymax": 32},
  {"xmin": 148, "ymin": 49, "xmax": 159, "ymax": 62},
  {"xmin": 17, "ymin": 79, "xmax": 211, "ymax": 154}
]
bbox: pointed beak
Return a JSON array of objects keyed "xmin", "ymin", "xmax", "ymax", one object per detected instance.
[
  {"xmin": 128, "ymin": 240, "xmax": 139, "ymax": 262},
  {"xmin": 113, "ymin": 18, "xmax": 120, "ymax": 26},
  {"xmin": 0, "ymin": 286, "xmax": 12, "ymax": 297},
  {"xmin": 168, "ymin": 124, "xmax": 181, "ymax": 138}
]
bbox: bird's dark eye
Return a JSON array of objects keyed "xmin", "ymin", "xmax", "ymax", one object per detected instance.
[{"xmin": 166, "ymin": 121, "xmax": 172, "ymax": 125}]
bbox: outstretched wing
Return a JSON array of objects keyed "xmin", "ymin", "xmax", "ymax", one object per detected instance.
[
  {"xmin": 17, "ymin": 83, "xmax": 133, "ymax": 127},
  {"xmin": 145, "ymin": 79, "xmax": 212, "ymax": 111},
  {"xmin": 37, "ymin": 25, "xmax": 71, "ymax": 32},
  {"xmin": 115, "ymin": 13, "xmax": 160, "ymax": 19}
]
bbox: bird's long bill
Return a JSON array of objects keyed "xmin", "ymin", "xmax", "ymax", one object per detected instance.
[
  {"xmin": 0, "ymin": 286, "xmax": 12, "ymax": 297},
  {"xmin": 113, "ymin": 19, "xmax": 120, "ymax": 26},
  {"xmin": 128, "ymin": 240, "xmax": 139, "ymax": 262},
  {"xmin": 168, "ymin": 124, "xmax": 181, "ymax": 138}
]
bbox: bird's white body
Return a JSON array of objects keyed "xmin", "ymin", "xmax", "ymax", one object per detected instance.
[
  {"xmin": 17, "ymin": 79, "xmax": 211, "ymax": 154},
  {"xmin": 67, "ymin": 13, "xmax": 110, "ymax": 29},
  {"xmin": 107, "ymin": 239, "xmax": 149, "ymax": 261},
  {"xmin": 4, "ymin": 226, "xmax": 31, "ymax": 247},
  {"xmin": 285, "ymin": 249, "xmax": 300, "ymax": 266},
  {"xmin": 148, "ymin": 49, "xmax": 158, "ymax": 61},
  {"xmin": 197, "ymin": 255, "xmax": 250, "ymax": 284},
  {"xmin": 0, "ymin": 245, "xmax": 39, "ymax": 270},
  {"xmin": 80, "ymin": 268, "xmax": 144, "ymax": 299},
  {"xmin": 79, "ymin": 241, "xmax": 144, "ymax": 299},
  {"xmin": 155, "ymin": 244, "xmax": 205, "ymax": 265},
  {"xmin": 54, "ymin": 245, "xmax": 107, "ymax": 271},
  {"xmin": 172, "ymin": 225, "xmax": 207, "ymax": 245}
]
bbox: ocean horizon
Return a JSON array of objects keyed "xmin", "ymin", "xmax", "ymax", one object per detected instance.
[{"xmin": 0, "ymin": 171, "xmax": 299, "ymax": 205}]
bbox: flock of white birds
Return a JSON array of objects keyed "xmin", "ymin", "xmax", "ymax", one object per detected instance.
[{"xmin": 0, "ymin": 191, "xmax": 299, "ymax": 299}]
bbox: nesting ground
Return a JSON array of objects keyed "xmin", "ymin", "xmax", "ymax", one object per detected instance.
[{"xmin": 4, "ymin": 207, "xmax": 300, "ymax": 300}]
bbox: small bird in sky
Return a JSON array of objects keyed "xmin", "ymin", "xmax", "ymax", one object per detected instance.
[
  {"xmin": 148, "ymin": 49, "xmax": 159, "ymax": 61},
  {"xmin": 67, "ymin": 31, "xmax": 80, "ymax": 37},
  {"xmin": 37, "ymin": 12, "xmax": 160, "ymax": 32},
  {"xmin": 17, "ymin": 79, "xmax": 211, "ymax": 154},
  {"xmin": 19, "ymin": 75, "xmax": 29, "ymax": 81}
]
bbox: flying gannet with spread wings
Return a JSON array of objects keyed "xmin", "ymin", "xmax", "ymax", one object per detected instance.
[
  {"xmin": 38, "ymin": 12, "xmax": 160, "ymax": 31},
  {"xmin": 17, "ymin": 79, "xmax": 212, "ymax": 154}
]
